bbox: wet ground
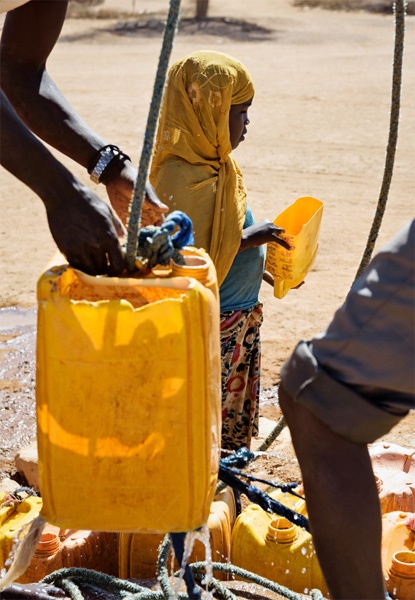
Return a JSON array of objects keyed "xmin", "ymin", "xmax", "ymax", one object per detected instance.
[{"xmin": 0, "ymin": 307, "xmax": 37, "ymax": 479}]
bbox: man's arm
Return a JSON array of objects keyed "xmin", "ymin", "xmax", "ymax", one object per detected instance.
[
  {"xmin": 1, "ymin": 0, "xmax": 106, "ymax": 167},
  {"xmin": 1, "ymin": 90, "xmax": 125, "ymax": 275},
  {"xmin": 0, "ymin": 0, "xmax": 167, "ymax": 226}
]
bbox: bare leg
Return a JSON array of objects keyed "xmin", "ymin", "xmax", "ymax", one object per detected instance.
[{"xmin": 279, "ymin": 385, "xmax": 386, "ymax": 600}]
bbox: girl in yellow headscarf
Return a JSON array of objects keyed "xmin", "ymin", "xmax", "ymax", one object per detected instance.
[{"xmin": 150, "ymin": 50, "xmax": 288, "ymax": 451}]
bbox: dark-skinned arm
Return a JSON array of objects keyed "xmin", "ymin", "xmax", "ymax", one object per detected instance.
[
  {"xmin": 239, "ymin": 219, "xmax": 291, "ymax": 252},
  {"xmin": 0, "ymin": 0, "xmax": 167, "ymax": 227},
  {"xmin": 1, "ymin": 90, "xmax": 125, "ymax": 275}
]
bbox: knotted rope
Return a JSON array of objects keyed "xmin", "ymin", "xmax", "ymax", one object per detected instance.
[{"xmin": 135, "ymin": 210, "xmax": 193, "ymax": 270}]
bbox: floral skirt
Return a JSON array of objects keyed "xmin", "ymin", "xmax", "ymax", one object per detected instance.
[{"xmin": 220, "ymin": 301, "xmax": 263, "ymax": 451}]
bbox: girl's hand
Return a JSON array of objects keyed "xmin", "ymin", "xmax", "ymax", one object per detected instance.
[{"xmin": 239, "ymin": 220, "xmax": 291, "ymax": 252}]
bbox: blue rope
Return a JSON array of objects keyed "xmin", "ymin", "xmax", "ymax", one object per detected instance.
[{"xmin": 126, "ymin": 0, "xmax": 182, "ymax": 270}]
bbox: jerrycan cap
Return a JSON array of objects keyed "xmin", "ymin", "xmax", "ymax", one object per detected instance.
[
  {"xmin": 266, "ymin": 517, "xmax": 297, "ymax": 543},
  {"xmin": 389, "ymin": 551, "xmax": 415, "ymax": 578},
  {"xmin": 35, "ymin": 531, "xmax": 61, "ymax": 556},
  {"xmin": 172, "ymin": 250, "xmax": 210, "ymax": 283}
]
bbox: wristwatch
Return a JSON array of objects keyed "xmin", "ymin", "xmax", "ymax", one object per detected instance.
[{"xmin": 89, "ymin": 145, "xmax": 123, "ymax": 184}]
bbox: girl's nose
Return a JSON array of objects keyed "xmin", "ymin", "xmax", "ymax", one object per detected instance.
[{"xmin": 245, "ymin": 117, "xmax": 250, "ymax": 125}]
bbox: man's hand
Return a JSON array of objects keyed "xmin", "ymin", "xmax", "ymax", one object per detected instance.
[
  {"xmin": 46, "ymin": 182, "xmax": 125, "ymax": 276},
  {"xmin": 105, "ymin": 161, "xmax": 168, "ymax": 228}
]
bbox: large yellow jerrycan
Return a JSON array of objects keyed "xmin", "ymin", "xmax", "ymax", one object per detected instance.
[
  {"xmin": 381, "ymin": 511, "xmax": 415, "ymax": 600},
  {"xmin": 265, "ymin": 196, "xmax": 324, "ymax": 299},
  {"xmin": 36, "ymin": 247, "xmax": 221, "ymax": 533},
  {"xmin": 119, "ymin": 486, "xmax": 236, "ymax": 581},
  {"xmin": 0, "ymin": 492, "xmax": 42, "ymax": 570},
  {"xmin": 230, "ymin": 488, "xmax": 329, "ymax": 596},
  {"xmin": 370, "ymin": 442, "xmax": 415, "ymax": 514}
]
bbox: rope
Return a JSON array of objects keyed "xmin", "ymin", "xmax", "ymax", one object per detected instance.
[
  {"xmin": 353, "ymin": 0, "xmax": 406, "ymax": 282},
  {"xmin": 41, "ymin": 560, "xmax": 327, "ymax": 600},
  {"xmin": 190, "ymin": 562, "xmax": 326, "ymax": 600},
  {"xmin": 126, "ymin": 0, "xmax": 182, "ymax": 270},
  {"xmin": 135, "ymin": 210, "xmax": 194, "ymax": 270}
]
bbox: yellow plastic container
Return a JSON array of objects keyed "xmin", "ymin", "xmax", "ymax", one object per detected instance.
[
  {"xmin": 18, "ymin": 525, "xmax": 119, "ymax": 583},
  {"xmin": 381, "ymin": 511, "xmax": 415, "ymax": 600},
  {"xmin": 370, "ymin": 443, "xmax": 415, "ymax": 514},
  {"xmin": 0, "ymin": 493, "xmax": 43, "ymax": 569},
  {"xmin": 36, "ymin": 247, "xmax": 221, "ymax": 533},
  {"xmin": 230, "ymin": 489, "xmax": 328, "ymax": 596},
  {"xmin": 119, "ymin": 486, "xmax": 236, "ymax": 580},
  {"xmin": 265, "ymin": 196, "xmax": 324, "ymax": 299}
]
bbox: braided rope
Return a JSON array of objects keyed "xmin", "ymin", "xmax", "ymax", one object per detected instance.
[
  {"xmin": 353, "ymin": 0, "xmax": 406, "ymax": 282},
  {"xmin": 126, "ymin": 0, "xmax": 182, "ymax": 270},
  {"xmin": 190, "ymin": 562, "xmax": 326, "ymax": 600}
]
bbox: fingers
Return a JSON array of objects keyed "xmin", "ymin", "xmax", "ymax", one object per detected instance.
[
  {"xmin": 66, "ymin": 241, "xmax": 125, "ymax": 277},
  {"xmin": 275, "ymin": 236, "xmax": 292, "ymax": 250}
]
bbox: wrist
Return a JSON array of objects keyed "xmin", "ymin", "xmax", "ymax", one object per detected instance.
[{"xmin": 88, "ymin": 144, "xmax": 131, "ymax": 185}]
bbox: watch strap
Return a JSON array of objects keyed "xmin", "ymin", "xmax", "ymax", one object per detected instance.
[{"xmin": 88, "ymin": 145, "xmax": 131, "ymax": 184}]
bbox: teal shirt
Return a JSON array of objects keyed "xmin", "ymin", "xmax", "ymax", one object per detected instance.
[{"xmin": 219, "ymin": 205, "xmax": 264, "ymax": 312}]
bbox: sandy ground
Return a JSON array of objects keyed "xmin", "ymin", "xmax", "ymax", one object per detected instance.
[{"xmin": 0, "ymin": 0, "xmax": 414, "ymax": 523}]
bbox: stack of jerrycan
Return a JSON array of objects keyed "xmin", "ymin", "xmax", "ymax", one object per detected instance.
[
  {"xmin": 36, "ymin": 247, "xmax": 221, "ymax": 534},
  {"xmin": 119, "ymin": 486, "xmax": 236, "ymax": 581},
  {"xmin": 0, "ymin": 492, "xmax": 118, "ymax": 583},
  {"xmin": 370, "ymin": 442, "xmax": 415, "ymax": 600},
  {"xmin": 231, "ymin": 487, "xmax": 329, "ymax": 596}
]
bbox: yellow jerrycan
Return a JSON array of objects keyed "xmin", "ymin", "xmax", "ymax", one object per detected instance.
[
  {"xmin": 370, "ymin": 442, "xmax": 415, "ymax": 514},
  {"xmin": 381, "ymin": 511, "xmax": 415, "ymax": 600},
  {"xmin": 0, "ymin": 492, "xmax": 42, "ymax": 570},
  {"xmin": 119, "ymin": 486, "xmax": 236, "ymax": 581},
  {"xmin": 265, "ymin": 196, "xmax": 324, "ymax": 299},
  {"xmin": 230, "ymin": 488, "xmax": 328, "ymax": 596},
  {"xmin": 17, "ymin": 524, "xmax": 119, "ymax": 583},
  {"xmin": 36, "ymin": 247, "xmax": 221, "ymax": 533}
]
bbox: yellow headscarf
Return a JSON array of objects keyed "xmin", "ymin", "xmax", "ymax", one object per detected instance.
[{"xmin": 150, "ymin": 50, "xmax": 255, "ymax": 286}]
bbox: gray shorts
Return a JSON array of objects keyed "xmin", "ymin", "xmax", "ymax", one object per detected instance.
[{"xmin": 280, "ymin": 220, "xmax": 415, "ymax": 444}]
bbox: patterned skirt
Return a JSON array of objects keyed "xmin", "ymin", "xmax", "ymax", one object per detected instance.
[{"xmin": 220, "ymin": 301, "xmax": 263, "ymax": 451}]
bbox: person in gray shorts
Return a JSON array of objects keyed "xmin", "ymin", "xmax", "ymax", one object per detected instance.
[{"xmin": 279, "ymin": 219, "xmax": 414, "ymax": 600}]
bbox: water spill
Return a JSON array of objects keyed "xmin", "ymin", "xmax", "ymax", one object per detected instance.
[{"xmin": 0, "ymin": 307, "xmax": 37, "ymax": 477}]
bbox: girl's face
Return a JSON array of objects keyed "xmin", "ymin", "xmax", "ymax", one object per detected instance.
[{"xmin": 229, "ymin": 97, "xmax": 253, "ymax": 150}]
